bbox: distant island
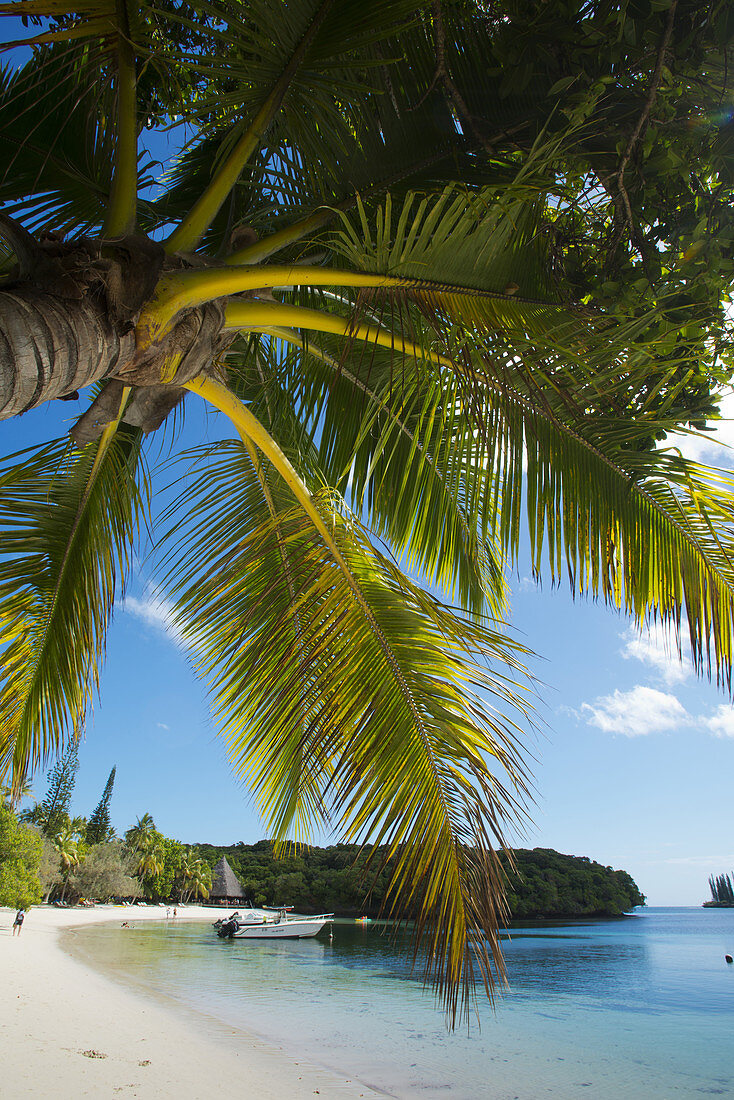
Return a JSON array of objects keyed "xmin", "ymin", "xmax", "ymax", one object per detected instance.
[
  {"xmin": 703, "ymin": 873, "xmax": 734, "ymax": 908},
  {"xmin": 195, "ymin": 841, "xmax": 645, "ymax": 920}
]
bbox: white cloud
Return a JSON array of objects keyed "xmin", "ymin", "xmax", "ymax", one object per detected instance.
[
  {"xmin": 619, "ymin": 623, "xmax": 691, "ymax": 685},
  {"xmin": 157, "ymin": 722, "xmax": 170, "ymax": 731},
  {"xmin": 580, "ymin": 685, "xmax": 690, "ymax": 737},
  {"xmin": 662, "ymin": 853, "xmax": 734, "ymax": 867},
  {"xmin": 701, "ymin": 704, "xmax": 734, "ymax": 740},
  {"xmin": 666, "ymin": 388, "xmax": 734, "ymax": 467},
  {"xmin": 122, "ymin": 592, "xmax": 188, "ymax": 648}
]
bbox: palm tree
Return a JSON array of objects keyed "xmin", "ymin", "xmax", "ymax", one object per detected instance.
[
  {"xmin": 188, "ymin": 861, "xmax": 212, "ymax": 904},
  {"xmin": 125, "ymin": 814, "xmax": 156, "ymax": 854},
  {"xmin": 180, "ymin": 851, "xmax": 211, "ymax": 902},
  {"xmin": 0, "ymin": 780, "xmax": 32, "ymax": 811},
  {"xmin": 0, "ymin": 1, "xmax": 733, "ymax": 1018},
  {"xmin": 136, "ymin": 843, "xmax": 163, "ymax": 883},
  {"xmin": 69, "ymin": 815, "xmax": 88, "ymax": 840},
  {"xmin": 54, "ymin": 827, "xmax": 80, "ymax": 903},
  {"xmin": 134, "ymin": 840, "xmax": 165, "ymax": 901}
]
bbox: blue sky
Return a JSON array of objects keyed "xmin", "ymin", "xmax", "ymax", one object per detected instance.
[{"xmin": 5, "ymin": 390, "xmax": 734, "ymax": 908}]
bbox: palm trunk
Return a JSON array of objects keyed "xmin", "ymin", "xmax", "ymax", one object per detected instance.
[{"xmin": 0, "ymin": 288, "xmax": 135, "ymax": 420}]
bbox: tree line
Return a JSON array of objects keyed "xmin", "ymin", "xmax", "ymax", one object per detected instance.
[
  {"xmin": 0, "ymin": 746, "xmax": 211, "ymax": 907},
  {"xmin": 1, "ymin": 747, "xmax": 644, "ymax": 916},
  {"xmin": 195, "ymin": 841, "xmax": 645, "ymax": 920}
]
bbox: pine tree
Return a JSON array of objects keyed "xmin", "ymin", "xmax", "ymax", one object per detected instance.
[
  {"xmin": 38, "ymin": 742, "xmax": 79, "ymax": 837},
  {"xmin": 85, "ymin": 767, "xmax": 116, "ymax": 845},
  {"xmin": 708, "ymin": 874, "xmax": 734, "ymax": 905}
]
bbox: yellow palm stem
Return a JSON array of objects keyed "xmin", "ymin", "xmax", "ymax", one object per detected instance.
[
  {"xmin": 224, "ymin": 209, "xmax": 334, "ymax": 266},
  {"xmin": 184, "ymin": 375, "xmax": 346, "ymax": 562},
  {"xmin": 89, "ymin": 385, "xmax": 131, "ymax": 480},
  {"xmin": 223, "ymin": 300, "xmax": 453, "ymax": 368},
  {"xmin": 183, "ymin": 373, "xmax": 429, "ymax": 761},
  {"xmin": 163, "ymin": 89, "xmax": 281, "ymax": 255},
  {"xmin": 103, "ymin": 5, "xmax": 137, "ymax": 238},
  {"xmin": 136, "ymin": 265, "xmax": 407, "ymax": 347}
]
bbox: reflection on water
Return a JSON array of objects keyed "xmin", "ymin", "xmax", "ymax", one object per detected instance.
[{"xmin": 66, "ymin": 908, "xmax": 734, "ymax": 1100}]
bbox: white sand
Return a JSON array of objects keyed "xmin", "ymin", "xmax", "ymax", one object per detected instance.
[{"xmin": 0, "ymin": 905, "xmax": 382, "ymax": 1099}]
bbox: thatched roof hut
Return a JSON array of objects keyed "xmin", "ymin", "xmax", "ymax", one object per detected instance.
[{"xmin": 210, "ymin": 856, "xmax": 246, "ymax": 904}]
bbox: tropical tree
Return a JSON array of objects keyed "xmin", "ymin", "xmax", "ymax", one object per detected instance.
[
  {"xmin": 124, "ymin": 813, "xmax": 156, "ymax": 854},
  {"xmin": 66, "ymin": 840, "xmax": 138, "ymax": 901},
  {"xmin": 178, "ymin": 847, "xmax": 194, "ymax": 900},
  {"xmin": 134, "ymin": 842, "xmax": 162, "ymax": 881},
  {"xmin": 0, "ymin": 0, "xmax": 733, "ymax": 1018},
  {"xmin": 53, "ymin": 826, "xmax": 80, "ymax": 902},
  {"xmin": 0, "ymin": 779, "xmax": 32, "ymax": 811},
  {"xmin": 190, "ymin": 863, "xmax": 212, "ymax": 903},
  {"xmin": 178, "ymin": 847, "xmax": 212, "ymax": 902},
  {"xmin": 0, "ymin": 803, "xmax": 42, "ymax": 907}
]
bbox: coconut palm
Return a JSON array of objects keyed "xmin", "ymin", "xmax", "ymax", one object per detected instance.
[
  {"xmin": 0, "ymin": 1, "xmax": 733, "ymax": 1018},
  {"xmin": 187, "ymin": 859, "xmax": 212, "ymax": 903},
  {"xmin": 125, "ymin": 814, "xmax": 156, "ymax": 854},
  {"xmin": 68, "ymin": 815, "xmax": 87, "ymax": 840},
  {"xmin": 54, "ymin": 827, "xmax": 80, "ymax": 902},
  {"xmin": 0, "ymin": 780, "xmax": 32, "ymax": 811},
  {"xmin": 136, "ymin": 843, "xmax": 163, "ymax": 883}
]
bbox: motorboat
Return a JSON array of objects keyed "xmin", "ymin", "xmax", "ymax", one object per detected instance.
[{"xmin": 214, "ymin": 907, "xmax": 333, "ymax": 939}]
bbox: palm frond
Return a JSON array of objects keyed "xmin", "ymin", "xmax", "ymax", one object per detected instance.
[
  {"xmin": 160, "ymin": 440, "xmax": 534, "ymax": 1021},
  {"xmin": 440, "ymin": 339, "xmax": 734, "ymax": 685},
  {"xmin": 0, "ymin": 45, "xmax": 154, "ymax": 236},
  {"xmin": 162, "ymin": 0, "xmax": 422, "ymax": 253},
  {"xmin": 333, "ymin": 186, "xmax": 557, "ymax": 299},
  {"xmin": 222, "ymin": 322, "xmax": 508, "ymax": 617},
  {"xmin": 0, "ymin": 427, "xmax": 145, "ymax": 783}
]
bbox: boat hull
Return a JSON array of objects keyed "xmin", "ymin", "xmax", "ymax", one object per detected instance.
[{"xmin": 231, "ymin": 918, "xmax": 329, "ymax": 939}]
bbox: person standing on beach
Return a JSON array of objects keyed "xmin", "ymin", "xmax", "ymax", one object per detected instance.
[{"xmin": 12, "ymin": 909, "xmax": 25, "ymax": 936}]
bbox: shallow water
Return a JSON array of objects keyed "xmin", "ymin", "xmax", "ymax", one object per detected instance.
[{"xmin": 66, "ymin": 908, "xmax": 734, "ymax": 1099}]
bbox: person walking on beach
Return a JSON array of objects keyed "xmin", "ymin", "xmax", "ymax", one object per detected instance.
[{"xmin": 12, "ymin": 908, "xmax": 25, "ymax": 936}]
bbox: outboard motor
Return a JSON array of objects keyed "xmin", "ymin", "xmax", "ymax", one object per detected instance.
[{"xmin": 217, "ymin": 917, "xmax": 239, "ymax": 939}]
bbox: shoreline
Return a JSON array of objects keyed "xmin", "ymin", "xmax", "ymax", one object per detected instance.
[{"xmin": 0, "ymin": 904, "xmax": 380, "ymax": 1098}]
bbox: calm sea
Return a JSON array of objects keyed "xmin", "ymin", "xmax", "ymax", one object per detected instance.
[{"xmin": 66, "ymin": 907, "xmax": 734, "ymax": 1099}]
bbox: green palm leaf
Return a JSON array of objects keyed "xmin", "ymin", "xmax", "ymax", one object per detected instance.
[
  {"xmin": 0, "ymin": 427, "xmax": 145, "ymax": 781},
  {"xmin": 225, "ymin": 324, "xmax": 508, "ymax": 617},
  {"xmin": 0, "ymin": 48, "xmax": 114, "ymax": 235},
  {"xmin": 160, "ymin": 440, "xmax": 533, "ymax": 1019},
  {"xmin": 332, "ymin": 186, "xmax": 557, "ymax": 302},
  {"xmin": 452, "ymin": 351, "xmax": 734, "ymax": 683}
]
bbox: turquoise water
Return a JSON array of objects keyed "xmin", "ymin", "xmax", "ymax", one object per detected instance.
[{"xmin": 67, "ymin": 908, "xmax": 734, "ymax": 1098}]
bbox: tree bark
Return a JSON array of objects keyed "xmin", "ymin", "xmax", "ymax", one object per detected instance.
[{"xmin": 0, "ymin": 288, "xmax": 135, "ymax": 420}]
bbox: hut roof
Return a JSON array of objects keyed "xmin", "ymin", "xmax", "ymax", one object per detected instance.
[{"xmin": 210, "ymin": 856, "xmax": 246, "ymax": 899}]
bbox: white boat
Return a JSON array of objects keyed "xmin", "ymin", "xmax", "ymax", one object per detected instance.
[{"xmin": 215, "ymin": 907, "xmax": 333, "ymax": 939}]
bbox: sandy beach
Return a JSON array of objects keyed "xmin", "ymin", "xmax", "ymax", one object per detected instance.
[{"xmin": 0, "ymin": 904, "xmax": 380, "ymax": 1099}]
